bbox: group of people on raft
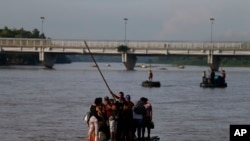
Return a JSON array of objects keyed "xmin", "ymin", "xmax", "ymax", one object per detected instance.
[
  {"xmin": 202, "ymin": 69, "xmax": 226, "ymax": 84},
  {"xmin": 87, "ymin": 91, "xmax": 153, "ymax": 141}
]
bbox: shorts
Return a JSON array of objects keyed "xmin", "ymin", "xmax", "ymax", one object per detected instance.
[
  {"xmin": 143, "ymin": 117, "xmax": 151, "ymax": 128},
  {"xmin": 99, "ymin": 131, "xmax": 107, "ymax": 141},
  {"xmin": 109, "ymin": 120, "xmax": 117, "ymax": 132}
]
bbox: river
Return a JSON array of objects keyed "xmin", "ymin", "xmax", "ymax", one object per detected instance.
[{"xmin": 0, "ymin": 62, "xmax": 250, "ymax": 141}]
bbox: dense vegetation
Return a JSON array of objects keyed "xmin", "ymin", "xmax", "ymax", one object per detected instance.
[
  {"xmin": 117, "ymin": 45, "xmax": 130, "ymax": 52},
  {"xmin": 0, "ymin": 27, "xmax": 71, "ymax": 65},
  {"xmin": 0, "ymin": 26, "xmax": 45, "ymax": 39}
]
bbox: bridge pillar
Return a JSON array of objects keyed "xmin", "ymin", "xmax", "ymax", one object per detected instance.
[
  {"xmin": 43, "ymin": 53, "xmax": 56, "ymax": 69},
  {"xmin": 122, "ymin": 53, "xmax": 137, "ymax": 70},
  {"xmin": 207, "ymin": 53, "xmax": 220, "ymax": 71}
]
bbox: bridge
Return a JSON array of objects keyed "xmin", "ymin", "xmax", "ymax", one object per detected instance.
[{"xmin": 0, "ymin": 38, "xmax": 250, "ymax": 70}]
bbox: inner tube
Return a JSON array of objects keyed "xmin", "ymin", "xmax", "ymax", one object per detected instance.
[{"xmin": 142, "ymin": 81, "xmax": 161, "ymax": 87}]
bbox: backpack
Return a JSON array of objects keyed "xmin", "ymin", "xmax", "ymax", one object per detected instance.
[
  {"xmin": 83, "ymin": 111, "xmax": 91, "ymax": 123},
  {"xmin": 133, "ymin": 100, "xmax": 146, "ymax": 114}
]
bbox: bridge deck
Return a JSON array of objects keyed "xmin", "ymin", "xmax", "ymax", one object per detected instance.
[{"xmin": 1, "ymin": 38, "xmax": 250, "ymax": 56}]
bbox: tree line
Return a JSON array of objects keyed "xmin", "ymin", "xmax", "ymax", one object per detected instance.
[
  {"xmin": 0, "ymin": 26, "xmax": 45, "ymax": 39},
  {"xmin": 0, "ymin": 27, "xmax": 70, "ymax": 65}
]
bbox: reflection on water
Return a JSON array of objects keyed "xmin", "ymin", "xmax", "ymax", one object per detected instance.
[{"xmin": 0, "ymin": 63, "xmax": 250, "ymax": 141}]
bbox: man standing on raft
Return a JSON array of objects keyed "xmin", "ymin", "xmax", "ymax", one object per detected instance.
[{"xmin": 148, "ymin": 70, "xmax": 153, "ymax": 81}]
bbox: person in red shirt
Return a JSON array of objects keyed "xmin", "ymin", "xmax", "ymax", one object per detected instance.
[
  {"xmin": 142, "ymin": 98, "xmax": 153, "ymax": 140},
  {"xmin": 148, "ymin": 70, "xmax": 153, "ymax": 81}
]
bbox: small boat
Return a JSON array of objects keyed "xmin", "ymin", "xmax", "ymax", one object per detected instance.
[
  {"xmin": 159, "ymin": 67, "xmax": 167, "ymax": 70},
  {"xmin": 200, "ymin": 75, "xmax": 227, "ymax": 88},
  {"xmin": 105, "ymin": 64, "xmax": 111, "ymax": 67},
  {"xmin": 178, "ymin": 65, "xmax": 185, "ymax": 69},
  {"xmin": 141, "ymin": 64, "xmax": 148, "ymax": 68},
  {"xmin": 142, "ymin": 80, "xmax": 161, "ymax": 87}
]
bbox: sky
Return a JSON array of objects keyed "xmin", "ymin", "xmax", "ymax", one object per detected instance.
[{"xmin": 1, "ymin": 0, "xmax": 250, "ymax": 41}]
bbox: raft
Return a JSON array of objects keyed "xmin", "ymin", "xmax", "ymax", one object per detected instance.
[
  {"xmin": 200, "ymin": 75, "xmax": 227, "ymax": 88},
  {"xmin": 142, "ymin": 80, "xmax": 161, "ymax": 87},
  {"xmin": 135, "ymin": 136, "xmax": 160, "ymax": 141},
  {"xmin": 200, "ymin": 82, "xmax": 227, "ymax": 88},
  {"xmin": 151, "ymin": 136, "xmax": 160, "ymax": 141}
]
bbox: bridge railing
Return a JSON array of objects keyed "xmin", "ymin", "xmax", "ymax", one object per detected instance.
[
  {"xmin": 0, "ymin": 38, "xmax": 250, "ymax": 50},
  {"xmin": 126, "ymin": 41, "xmax": 246, "ymax": 50},
  {"xmin": 50, "ymin": 40, "xmax": 127, "ymax": 49},
  {"xmin": 0, "ymin": 38, "xmax": 52, "ymax": 47}
]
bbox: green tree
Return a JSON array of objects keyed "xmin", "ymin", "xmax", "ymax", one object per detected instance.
[
  {"xmin": 0, "ymin": 26, "xmax": 14, "ymax": 37},
  {"xmin": 32, "ymin": 29, "xmax": 40, "ymax": 38},
  {"xmin": 0, "ymin": 26, "xmax": 70, "ymax": 65}
]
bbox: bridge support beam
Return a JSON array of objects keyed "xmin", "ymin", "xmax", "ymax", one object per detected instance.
[
  {"xmin": 40, "ymin": 53, "xmax": 56, "ymax": 69},
  {"xmin": 207, "ymin": 53, "xmax": 220, "ymax": 71},
  {"xmin": 122, "ymin": 53, "xmax": 137, "ymax": 70}
]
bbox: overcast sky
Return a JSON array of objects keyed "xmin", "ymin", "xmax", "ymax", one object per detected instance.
[{"xmin": 1, "ymin": 0, "xmax": 249, "ymax": 41}]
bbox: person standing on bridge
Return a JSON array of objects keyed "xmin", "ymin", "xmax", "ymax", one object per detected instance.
[{"xmin": 148, "ymin": 70, "xmax": 153, "ymax": 81}]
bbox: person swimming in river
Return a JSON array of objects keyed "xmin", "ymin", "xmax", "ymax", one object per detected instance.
[{"xmin": 148, "ymin": 70, "xmax": 153, "ymax": 81}]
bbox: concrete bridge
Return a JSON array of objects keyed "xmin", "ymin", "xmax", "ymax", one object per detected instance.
[{"xmin": 1, "ymin": 38, "xmax": 250, "ymax": 70}]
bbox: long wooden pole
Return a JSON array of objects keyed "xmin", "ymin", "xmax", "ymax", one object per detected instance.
[{"xmin": 84, "ymin": 41, "xmax": 112, "ymax": 93}]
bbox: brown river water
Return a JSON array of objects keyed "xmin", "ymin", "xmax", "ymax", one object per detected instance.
[{"xmin": 0, "ymin": 62, "xmax": 250, "ymax": 141}]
